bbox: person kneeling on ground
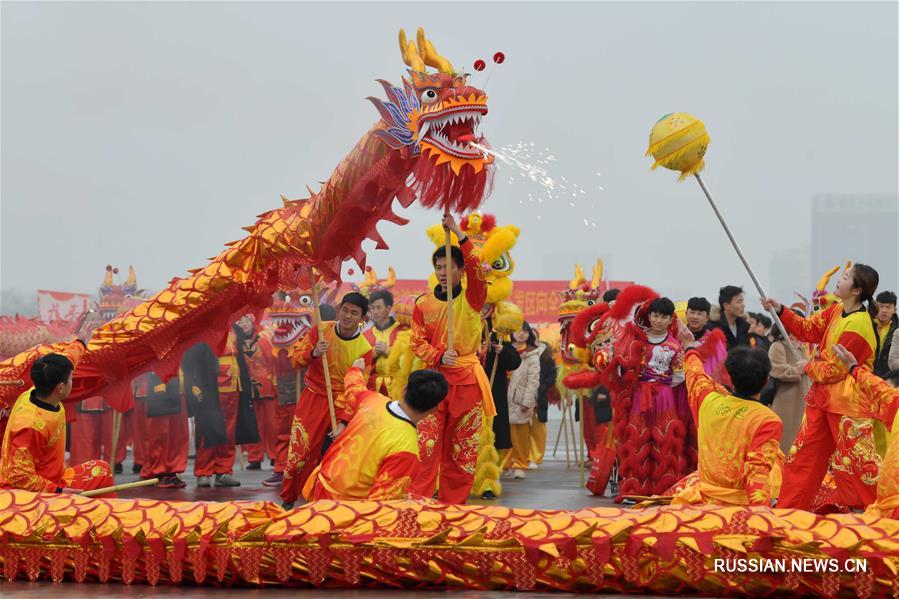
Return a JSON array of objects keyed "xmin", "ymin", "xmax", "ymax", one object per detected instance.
[
  {"xmin": 667, "ymin": 346, "xmax": 783, "ymax": 506},
  {"xmin": 301, "ymin": 359, "xmax": 448, "ymax": 503},
  {"xmin": 0, "ymin": 344, "xmax": 116, "ymax": 497}
]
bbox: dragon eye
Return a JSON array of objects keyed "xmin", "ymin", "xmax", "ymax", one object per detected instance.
[
  {"xmin": 298, "ymin": 295, "xmax": 312, "ymax": 306},
  {"xmin": 421, "ymin": 89, "xmax": 439, "ymax": 104},
  {"xmin": 586, "ymin": 299, "xmax": 596, "ymax": 306}
]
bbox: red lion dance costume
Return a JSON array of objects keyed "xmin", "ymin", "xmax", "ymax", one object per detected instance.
[{"xmin": 566, "ymin": 286, "xmax": 695, "ymax": 500}]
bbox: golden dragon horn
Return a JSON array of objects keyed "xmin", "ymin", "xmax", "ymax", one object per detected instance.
[
  {"xmin": 385, "ymin": 266, "xmax": 396, "ymax": 287},
  {"xmin": 815, "ymin": 264, "xmax": 841, "ymax": 292},
  {"xmin": 398, "ymin": 29, "xmax": 425, "ymax": 72},
  {"xmin": 591, "ymin": 258, "xmax": 604, "ymax": 289},
  {"xmin": 417, "ymin": 27, "xmax": 455, "ymax": 74},
  {"xmin": 570, "ymin": 264, "xmax": 586, "ymax": 290}
]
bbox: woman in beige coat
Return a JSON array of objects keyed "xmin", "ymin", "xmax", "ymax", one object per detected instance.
[
  {"xmin": 507, "ymin": 322, "xmax": 545, "ymax": 479},
  {"xmin": 768, "ymin": 319, "xmax": 810, "ymax": 454}
]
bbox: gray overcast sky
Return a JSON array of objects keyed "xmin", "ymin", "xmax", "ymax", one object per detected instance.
[{"xmin": 2, "ymin": 1, "xmax": 897, "ymax": 313}]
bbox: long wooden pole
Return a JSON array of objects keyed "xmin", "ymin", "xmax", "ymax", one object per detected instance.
[
  {"xmin": 0, "ymin": 380, "xmax": 25, "ymax": 387},
  {"xmin": 80, "ymin": 478, "xmax": 159, "ymax": 498},
  {"xmin": 309, "ymin": 267, "xmax": 338, "ymax": 432},
  {"xmin": 566, "ymin": 397, "xmax": 577, "ymax": 469},
  {"xmin": 694, "ymin": 173, "xmax": 799, "ymax": 359},
  {"xmin": 110, "ymin": 411, "xmax": 123, "ymax": 471},
  {"xmin": 578, "ymin": 395, "xmax": 586, "ymax": 486},
  {"xmin": 444, "ymin": 210, "xmax": 455, "ymax": 355},
  {"xmin": 488, "ymin": 345, "xmax": 501, "ymax": 386},
  {"xmin": 552, "ymin": 399, "xmax": 566, "ymax": 457}
]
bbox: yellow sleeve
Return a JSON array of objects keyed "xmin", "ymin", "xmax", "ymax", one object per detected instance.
[
  {"xmin": 342, "ymin": 367, "xmax": 371, "ymax": 421},
  {"xmin": 853, "ymin": 368, "xmax": 899, "ymax": 425}
]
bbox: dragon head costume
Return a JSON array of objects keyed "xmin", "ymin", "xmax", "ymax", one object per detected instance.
[
  {"xmin": 0, "ymin": 27, "xmax": 495, "ymax": 410},
  {"xmin": 263, "ymin": 285, "xmax": 340, "ymax": 348}
]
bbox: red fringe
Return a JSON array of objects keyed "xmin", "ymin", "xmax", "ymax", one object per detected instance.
[
  {"xmin": 606, "ymin": 285, "xmax": 659, "ymax": 322},
  {"xmin": 698, "ymin": 329, "xmax": 726, "ymax": 360},
  {"xmin": 564, "ymin": 370, "xmax": 603, "ymax": 389},
  {"xmin": 411, "ymin": 150, "xmax": 494, "ymax": 213},
  {"xmin": 569, "ymin": 303, "xmax": 610, "ymax": 349},
  {"xmin": 480, "ymin": 213, "xmax": 496, "ymax": 232}
]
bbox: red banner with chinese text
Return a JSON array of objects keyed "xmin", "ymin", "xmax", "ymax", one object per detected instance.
[
  {"xmin": 36, "ymin": 290, "xmax": 92, "ymax": 323},
  {"xmin": 348, "ymin": 279, "xmax": 632, "ymax": 324}
]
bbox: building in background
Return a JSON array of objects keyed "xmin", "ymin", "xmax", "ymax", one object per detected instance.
[
  {"xmin": 769, "ymin": 245, "xmax": 811, "ymax": 304},
  {"xmin": 812, "ymin": 195, "xmax": 898, "ymax": 294}
]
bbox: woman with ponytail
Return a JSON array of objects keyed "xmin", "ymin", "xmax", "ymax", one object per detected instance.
[{"xmin": 762, "ymin": 263, "xmax": 880, "ymax": 510}]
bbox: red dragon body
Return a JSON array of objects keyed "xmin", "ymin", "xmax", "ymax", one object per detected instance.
[{"xmin": 0, "ymin": 28, "xmax": 494, "ymax": 411}]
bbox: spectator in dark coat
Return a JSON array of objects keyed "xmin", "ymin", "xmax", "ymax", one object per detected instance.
[
  {"xmin": 483, "ymin": 329, "xmax": 522, "ymax": 454},
  {"xmin": 874, "ymin": 291, "xmax": 898, "ymax": 376},
  {"xmin": 708, "ymin": 285, "xmax": 751, "ymax": 349}
]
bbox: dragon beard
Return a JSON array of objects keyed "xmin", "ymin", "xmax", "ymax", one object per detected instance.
[{"xmin": 410, "ymin": 148, "xmax": 494, "ymax": 213}]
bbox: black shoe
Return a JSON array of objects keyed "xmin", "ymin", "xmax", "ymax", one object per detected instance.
[
  {"xmin": 282, "ymin": 502, "xmax": 295, "ymax": 510},
  {"xmin": 481, "ymin": 490, "xmax": 497, "ymax": 500},
  {"xmin": 247, "ymin": 461, "xmax": 262, "ymax": 471},
  {"xmin": 132, "ymin": 463, "xmax": 142, "ymax": 474},
  {"xmin": 114, "ymin": 463, "xmax": 123, "ymax": 475}
]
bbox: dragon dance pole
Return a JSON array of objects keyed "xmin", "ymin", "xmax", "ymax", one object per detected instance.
[
  {"xmin": 110, "ymin": 411, "xmax": 122, "ymax": 475},
  {"xmin": 693, "ymin": 174, "xmax": 798, "ymax": 358},
  {"xmin": 552, "ymin": 400, "xmax": 567, "ymax": 458},
  {"xmin": 444, "ymin": 210, "xmax": 455, "ymax": 355},
  {"xmin": 309, "ymin": 267, "xmax": 339, "ymax": 433},
  {"xmin": 0, "ymin": 380, "xmax": 24, "ymax": 387},
  {"xmin": 578, "ymin": 395, "xmax": 586, "ymax": 486},
  {"xmin": 80, "ymin": 477, "xmax": 159, "ymax": 498}
]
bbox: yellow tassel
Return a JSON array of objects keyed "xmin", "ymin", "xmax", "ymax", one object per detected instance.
[
  {"xmin": 676, "ymin": 158, "xmax": 706, "ymax": 181},
  {"xmin": 471, "ymin": 415, "xmax": 503, "ymax": 497}
]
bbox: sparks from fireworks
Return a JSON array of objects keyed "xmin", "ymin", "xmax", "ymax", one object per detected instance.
[{"xmin": 470, "ymin": 141, "xmax": 600, "ymax": 229}]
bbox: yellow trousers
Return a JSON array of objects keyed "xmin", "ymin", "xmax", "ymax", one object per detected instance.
[
  {"xmin": 529, "ymin": 415, "xmax": 547, "ymax": 465},
  {"xmin": 509, "ymin": 423, "xmax": 533, "ymax": 470}
]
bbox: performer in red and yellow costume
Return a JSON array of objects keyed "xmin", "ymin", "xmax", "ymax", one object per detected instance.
[
  {"xmin": 410, "ymin": 214, "xmax": 492, "ymax": 504},
  {"xmin": 424, "ymin": 211, "xmax": 520, "ymax": 499},
  {"xmin": 236, "ymin": 315, "xmax": 280, "ymax": 470},
  {"xmin": 303, "ymin": 361, "xmax": 447, "ymax": 501},
  {"xmin": 0, "ymin": 341, "xmax": 115, "ymax": 496},
  {"xmin": 763, "ymin": 263, "xmax": 881, "ymax": 510},
  {"xmin": 280, "ymin": 292, "xmax": 373, "ymax": 506},
  {"xmin": 831, "ymin": 345, "xmax": 899, "ymax": 517},
  {"xmin": 669, "ymin": 346, "xmax": 784, "ymax": 506},
  {"xmin": 360, "ymin": 270, "xmax": 407, "ymax": 396},
  {"xmin": 140, "ymin": 371, "xmax": 189, "ymax": 488}
]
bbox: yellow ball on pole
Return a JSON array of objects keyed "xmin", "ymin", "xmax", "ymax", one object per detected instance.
[{"xmin": 645, "ymin": 113, "xmax": 710, "ymax": 180}]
